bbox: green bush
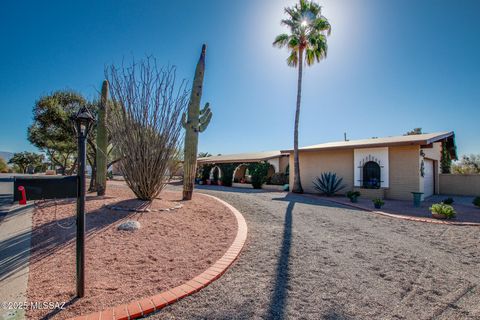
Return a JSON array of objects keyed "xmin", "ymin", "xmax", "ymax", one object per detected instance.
[
  {"xmin": 372, "ymin": 198, "xmax": 385, "ymax": 208},
  {"xmin": 247, "ymin": 162, "xmax": 271, "ymax": 189},
  {"xmin": 218, "ymin": 163, "xmax": 237, "ymax": 187},
  {"xmin": 429, "ymin": 203, "xmax": 456, "ymax": 219},
  {"xmin": 346, "ymin": 190, "xmax": 361, "ymax": 202},
  {"xmin": 312, "ymin": 172, "xmax": 346, "ymax": 196},
  {"xmin": 442, "ymin": 197, "xmax": 454, "ymax": 205},
  {"xmin": 473, "ymin": 197, "xmax": 480, "ymax": 208},
  {"xmin": 199, "ymin": 164, "xmax": 214, "ymax": 183},
  {"xmin": 269, "ymin": 172, "xmax": 289, "ymax": 185}
]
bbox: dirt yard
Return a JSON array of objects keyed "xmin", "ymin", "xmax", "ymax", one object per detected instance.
[{"xmin": 26, "ymin": 183, "xmax": 237, "ymax": 319}]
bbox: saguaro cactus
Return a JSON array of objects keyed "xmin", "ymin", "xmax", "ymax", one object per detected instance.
[
  {"xmin": 96, "ymin": 80, "xmax": 109, "ymax": 196},
  {"xmin": 182, "ymin": 44, "xmax": 212, "ymax": 200}
]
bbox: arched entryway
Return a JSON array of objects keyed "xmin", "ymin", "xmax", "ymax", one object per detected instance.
[
  {"xmin": 363, "ymin": 161, "xmax": 381, "ymax": 189},
  {"xmin": 233, "ymin": 164, "xmax": 249, "ymax": 183}
]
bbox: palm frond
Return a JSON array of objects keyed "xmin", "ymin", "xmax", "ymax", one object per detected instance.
[
  {"xmin": 275, "ymin": 0, "xmax": 331, "ymax": 67},
  {"xmin": 305, "ymin": 48, "xmax": 315, "ymax": 66},
  {"xmin": 288, "ymin": 36, "xmax": 300, "ymax": 49},
  {"xmin": 286, "ymin": 50, "xmax": 298, "ymax": 67},
  {"xmin": 313, "ymin": 17, "xmax": 332, "ymax": 35},
  {"xmin": 273, "ymin": 33, "xmax": 290, "ymax": 48}
]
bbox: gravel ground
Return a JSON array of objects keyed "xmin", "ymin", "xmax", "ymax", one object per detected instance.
[{"xmin": 147, "ymin": 185, "xmax": 480, "ymax": 320}]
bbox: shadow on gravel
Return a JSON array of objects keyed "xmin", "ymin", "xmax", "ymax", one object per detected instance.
[
  {"xmin": 194, "ymin": 185, "xmax": 274, "ymax": 194},
  {"xmin": 266, "ymin": 201, "xmax": 294, "ymax": 320},
  {"xmin": 266, "ymin": 194, "xmax": 360, "ymax": 319},
  {"xmin": 272, "ymin": 193, "xmax": 362, "ymax": 211}
]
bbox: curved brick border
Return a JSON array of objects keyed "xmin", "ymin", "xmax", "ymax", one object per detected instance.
[
  {"xmin": 70, "ymin": 193, "xmax": 247, "ymax": 320},
  {"xmin": 314, "ymin": 196, "xmax": 480, "ymax": 226}
]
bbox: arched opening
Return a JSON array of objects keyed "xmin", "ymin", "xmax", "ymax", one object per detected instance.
[
  {"xmin": 232, "ymin": 164, "xmax": 250, "ymax": 183},
  {"xmin": 233, "ymin": 164, "xmax": 248, "ymax": 183},
  {"xmin": 267, "ymin": 164, "xmax": 275, "ymax": 178},
  {"xmin": 363, "ymin": 161, "xmax": 381, "ymax": 189},
  {"xmin": 209, "ymin": 166, "xmax": 222, "ymax": 183}
]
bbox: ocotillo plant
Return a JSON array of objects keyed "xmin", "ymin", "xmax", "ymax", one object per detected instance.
[
  {"xmin": 96, "ymin": 80, "xmax": 109, "ymax": 196},
  {"xmin": 182, "ymin": 44, "xmax": 212, "ymax": 200}
]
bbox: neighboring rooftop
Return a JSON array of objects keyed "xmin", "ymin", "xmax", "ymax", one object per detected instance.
[
  {"xmin": 197, "ymin": 150, "xmax": 287, "ymax": 164},
  {"xmin": 282, "ymin": 131, "xmax": 455, "ymax": 156}
]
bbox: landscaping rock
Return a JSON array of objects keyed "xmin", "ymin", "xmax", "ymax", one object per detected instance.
[{"xmin": 117, "ymin": 220, "xmax": 141, "ymax": 231}]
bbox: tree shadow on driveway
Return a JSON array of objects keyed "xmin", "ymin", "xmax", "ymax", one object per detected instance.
[
  {"xmin": 265, "ymin": 193, "xmax": 359, "ymax": 320},
  {"xmin": 266, "ymin": 200, "xmax": 294, "ymax": 320}
]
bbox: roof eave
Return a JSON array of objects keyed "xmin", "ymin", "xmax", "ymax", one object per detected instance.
[{"xmin": 282, "ymin": 132, "xmax": 457, "ymax": 153}]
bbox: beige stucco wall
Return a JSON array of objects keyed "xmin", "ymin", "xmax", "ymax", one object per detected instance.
[
  {"xmin": 289, "ymin": 149, "xmax": 354, "ymax": 194},
  {"xmin": 289, "ymin": 144, "xmax": 446, "ymax": 200},
  {"xmin": 385, "ymin": 145, "xmax": 421, "ymax": 200},
  {"xmin": 422, "ymin": 142, "xmax": 442, "ymax": 161},
  {"xmin": 439, "ymin": 174, "xmax": 480, "ymax": 196},
  {"xmin": 279, "ymin": 156, "xmax": 289, "ymax": 173}
]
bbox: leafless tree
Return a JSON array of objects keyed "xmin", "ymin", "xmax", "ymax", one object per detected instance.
[{"xmin": 105, "ymin": 58, "xmax": 188, "ymax": 200}]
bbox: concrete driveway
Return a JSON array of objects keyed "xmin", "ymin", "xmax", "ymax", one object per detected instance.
[{"xmin": 148, "ymin": 186, "xmax": 480, "ymax": 320}]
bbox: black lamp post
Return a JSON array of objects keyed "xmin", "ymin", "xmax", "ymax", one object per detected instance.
[{"xmin": 73, "ymin": 105, "xmax": 94, "ymax": 298}]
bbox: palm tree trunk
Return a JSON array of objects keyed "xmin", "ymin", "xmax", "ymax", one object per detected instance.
[{"xmin": 292, "ymin": 48, "xmax": 304, "ymax": 193}]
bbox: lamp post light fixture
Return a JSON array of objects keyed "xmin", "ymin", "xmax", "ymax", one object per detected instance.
[{"xmin": 73, "ymin": 105, "xmax": 95, "ymax": 298}]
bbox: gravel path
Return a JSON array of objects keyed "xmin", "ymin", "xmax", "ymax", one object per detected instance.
[{"xmin": 148, "ymin": 186, "xmax": 480, "ymax": 320}]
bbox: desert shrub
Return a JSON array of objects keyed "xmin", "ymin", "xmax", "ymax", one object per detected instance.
[
  {"xmin": 0, "ymin": 157, "xmax": 8, "ymax": 173},
  {"xmin": 442, "ymin": 197, "xmax": 454, "ymax": 205},
  {"xmin": 312, "ymin": 172, "xmax": 346, "ymax": 196},
  {"xmin": 269, "ymin": 172, "xmax": 289, "ymax": 185},
  {"xmin": 372, "ymin": 198, "xmax": 385, "ymax": 208},
  {"xmin": 247, "ymin": 162, "xmax": 271, "ymax": 189},
  {"xmin": 429, "ymin": 203, "xmax": 456, "ymax": 219},
  {"xmin": 218, "ymin": 163, "xmax": 237, "ymax": 187},
  {"xmin": 106, "ymin": 58, "xmax": 188, "ymax": 200},
  {"xmin": 473, "ymin": 197, "xmax": 480, "ymax": 208},
  {"xmin": 346, "ymin": 190, "xmax": 361, "ymax": 202}
]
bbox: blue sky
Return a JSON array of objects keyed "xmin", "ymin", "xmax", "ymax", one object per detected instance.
[{"xmin": 0, "ymin": 0, "xmax": 479, "ymax": 156}]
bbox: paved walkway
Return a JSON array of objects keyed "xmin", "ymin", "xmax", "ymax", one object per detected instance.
[
  {"xmin": 146, "ymin": 185, "xmax": 480, "ymax": 320},
  {"xmin": 0, "ymin": 204, "xmax": 32, "ymax": 320}
]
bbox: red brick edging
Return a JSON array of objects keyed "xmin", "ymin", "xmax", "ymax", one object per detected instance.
[
  {"xmin": 70, "ymin": 193, "xmax": 248, "ymax": 320},
  {"xmin": 313, "ymin": 195, "xmax": 480, "ymax": 226}
]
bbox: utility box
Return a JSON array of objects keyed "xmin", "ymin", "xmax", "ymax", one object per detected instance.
[{"xmin": 13, "ymin": 176, "xmax": 78, "ymax": 201}]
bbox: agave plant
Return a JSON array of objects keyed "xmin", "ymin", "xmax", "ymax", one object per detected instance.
[{"xmin": 312, "ymin": 172, "xmax": 346, "ymax": 196}]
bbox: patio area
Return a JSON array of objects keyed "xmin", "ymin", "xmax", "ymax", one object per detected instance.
[{"xmin": 317, "ymin": 194, "xmax": 480, "ymax": 224}]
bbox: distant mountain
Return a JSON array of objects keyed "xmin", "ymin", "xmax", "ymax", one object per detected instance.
[{"xmin": 0, "ymin": 151, "xmax": 13, "ymax": 162}]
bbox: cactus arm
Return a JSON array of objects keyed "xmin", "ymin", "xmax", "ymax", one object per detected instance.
[
  {"xmin": 198, "ymin": 112, "xmax": 212, "ymax": 132},
  {"xmin": 200, "ymin": 102, "xmax": 210, "ymax": 114},
  {"xmin": 199, "ymin": 103, "xmax": 212, "ymax": 123}
]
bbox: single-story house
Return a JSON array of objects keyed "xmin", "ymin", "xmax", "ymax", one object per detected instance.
[
  {"xmin": 282, "ymin": 131, "xmax": 457, "ymax": 200},
  {"xmin": 197, "ymin": 151, "xmax": 289, "ymax": 182}
]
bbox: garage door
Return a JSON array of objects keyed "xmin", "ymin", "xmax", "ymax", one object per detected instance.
[{"xmin": 424, "ymin": 159, "xmax": 434, "ymax": 197}]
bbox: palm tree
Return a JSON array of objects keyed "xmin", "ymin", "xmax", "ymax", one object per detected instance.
[
  {"xmin": 273, "ymin": 0, "xmax": 331, "ymax": 193},
  {"xmin": 198, "ymin": 152, "xmax": 212, "ymax": 158}
]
